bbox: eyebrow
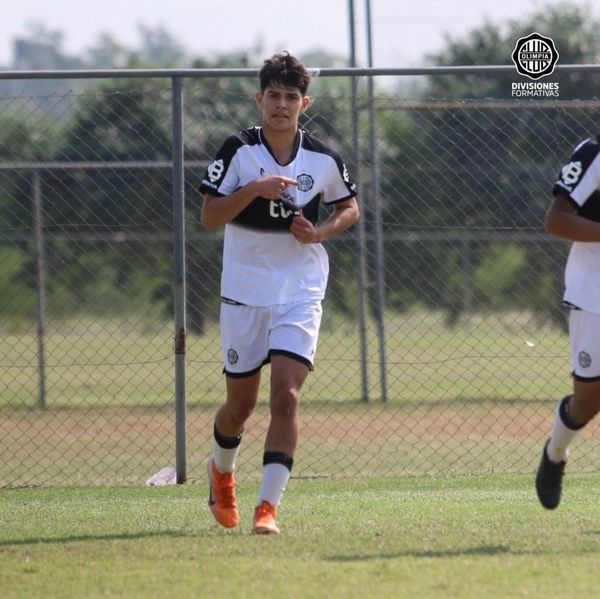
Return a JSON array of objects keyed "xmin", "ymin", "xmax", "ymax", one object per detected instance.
[{"xmin": 265, "ymin": 87, "xmax": 302, "ymax": 97}]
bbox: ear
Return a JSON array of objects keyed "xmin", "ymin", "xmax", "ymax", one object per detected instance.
[
  {"xmin": 256, "ymin": 91, "xmax": 264, "ymax": 107},
  {"xmin": 301, "ymin": 96, "xmax": 311, "ymax": 112}
]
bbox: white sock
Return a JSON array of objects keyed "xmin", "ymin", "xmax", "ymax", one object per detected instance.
[
  {"xmin": 213, "ymin": 443, "xmax": 240, "ymax": 474},
  {"xmin": 546, "ymin": 398, "xmax": 581, "ymax": 463},
  {"xmin": 258, "ymin": 463, "xmax": 290, "ymax": 507}
]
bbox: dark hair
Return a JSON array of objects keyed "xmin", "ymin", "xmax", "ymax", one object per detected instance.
[{"xmin": 259, "ymin": 52, "xmax": 310, "ymax": 96}]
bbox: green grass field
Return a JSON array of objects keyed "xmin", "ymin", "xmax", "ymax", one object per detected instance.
[
  {"xmin": 2, "ymin": 312, "xmax": 599, "ymax": 597},
  {"xmin": 2, "ymin": 474, "xmax": 600, "ymax": 598}
]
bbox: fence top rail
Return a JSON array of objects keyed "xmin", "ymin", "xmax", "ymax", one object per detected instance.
[
  {"xmin": 0, "ymin": 64, "xmax": 598, "ymax": 81},
  {"xmin": 0, "ymin": 160, "xmax": 208, "ymax": 171}
]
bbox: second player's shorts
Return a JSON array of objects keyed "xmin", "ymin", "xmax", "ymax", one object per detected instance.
[
  {"xmin": 220, "ymin": 298, "xmax": 323, "ymax": 377},
  {"xmin": 569, "ymin": 308, "xmax": 600, "ymax": 380}
]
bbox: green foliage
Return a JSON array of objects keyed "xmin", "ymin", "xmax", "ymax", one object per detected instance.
[
  {"xmin": 1, "ymin": 8, "xmax": 597, "ymax": 328},
  {"xmin": 376, "ymin": 2, "xmax": 600, "ymax": 326},
  {"xmin": 427, "ymin": 3, "xmax": 600, "ymax": 99},
  {"xmin": 0, "ymin": 247, "xmax": 36, "ymax": 319},
  {"xmin": 472, "ymin": 244, "xmax": 526, "ymax": 308}
]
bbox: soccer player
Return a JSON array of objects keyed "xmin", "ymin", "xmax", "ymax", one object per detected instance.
[
  {"xmin": 199, "ymin": 52, "xmax": 359, "ymax": 533},
  {"xmin": 536, "ymin": 135, "xmax": 600, "ymax": 509}
]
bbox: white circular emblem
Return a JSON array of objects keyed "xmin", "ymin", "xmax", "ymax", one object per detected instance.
[
  {"xmin": 511, "ymin": 32, "xmax": 559, "ymax": 80},
  {"xmin": 227, "ymin": 348, "xmax": 239, "ymax": 365},
  {"xmin": 578, "ymin": 351, "xmax": 592, "ymax": 369},
  {"xmin": 297, "ymin": 173, "xmax": 314, "ymax": 192}
]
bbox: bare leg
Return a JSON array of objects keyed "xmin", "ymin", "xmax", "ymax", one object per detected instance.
[{"xmin": 265, "ymin": 355, "xmax": 310, "ymax": 456}]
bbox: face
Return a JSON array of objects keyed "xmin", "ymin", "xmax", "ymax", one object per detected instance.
[{"xmin": 256, "ymin": 84, "xmax": 310, "ymax": 133}]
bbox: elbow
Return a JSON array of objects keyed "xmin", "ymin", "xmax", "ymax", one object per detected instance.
[
  {"xmin": 543, "ymin": 211, "xmax": 558, "ymax": 236},
  {"xmin": 346, "ymin": 198, "xmax": 360, "ymax": 225},
  {"xmin": 201, "ymin": 215, "xmax": 221, "ymax": 231},
  {"xmin": 543, "ymin": 214, "xmax": 551, "ymax": 235},
  {"xmin": 200, "ymin": 205, "xmax": 221, "ymax": 231},
  {"xmin": 351, "ymin": 202, "xmax": 360, "ymax": 225}
]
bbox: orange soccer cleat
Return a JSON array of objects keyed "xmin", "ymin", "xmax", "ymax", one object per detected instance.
[
  {"xmin": 252, "ymin": 500, "xmax": 280, "ymax": 534},
  {"xmin": 207, "ymin": 459, "xmax": 240, "ymax": 528}
]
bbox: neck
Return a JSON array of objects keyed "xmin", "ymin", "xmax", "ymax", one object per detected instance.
[{"xmin": 262, "ymin": 125, "xmax": 299, "ymax": 164}]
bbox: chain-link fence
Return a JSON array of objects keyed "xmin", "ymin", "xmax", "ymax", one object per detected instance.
[{"xmin": 1, "ymin": 66, "xmax": 599, "ymax": 487}]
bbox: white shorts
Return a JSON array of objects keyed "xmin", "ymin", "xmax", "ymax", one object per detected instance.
[
  {"xmin": 569, "ymin": 308, "xmax": 600, "ymax": 380},
  {"xmin": 220, "ymin": 299, "xmax": 323, "ymax": 377}
]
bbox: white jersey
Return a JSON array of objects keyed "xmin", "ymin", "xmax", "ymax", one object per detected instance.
[
  {"xmin": 200, "ymin": 126, "xmax": 357, "ymax": 306},
  {"xmin": 553, "ymin": 135, "xmax": 600, "ymax": 313}
]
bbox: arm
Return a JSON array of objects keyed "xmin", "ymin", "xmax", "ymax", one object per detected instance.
[
  {"xmin": 201, "ymin": 175, "xmax": 298, "ymax": 231},
  {"xmin": 290, "ymin": 197, "xmax": 360, "ymax": 244},
  {"xmin": 544, "ymin": 192, "xmax": 600, "ymax": 242}
]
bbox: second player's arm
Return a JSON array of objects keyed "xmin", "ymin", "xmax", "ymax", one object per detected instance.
[{"xmin": 545, "ymin": 192, "xmax": 600, "ymax": 242}]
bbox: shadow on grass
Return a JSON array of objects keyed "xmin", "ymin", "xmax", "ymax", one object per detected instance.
[
  {"xmin": 326, "ymin": 544, "xmax": 511, "ymax": 561},
  {"xmin": 0, "ymin": 530, "xmax": 199, "ymax": 547}
]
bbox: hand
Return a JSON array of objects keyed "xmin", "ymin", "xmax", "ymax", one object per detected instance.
[
  {"xmin": 290, "ymin": 212, "xmax": 321, "ymax": 244},
  {"xmin": 254, "ymin": 175, "xmax": 298, "ymax": 200}
]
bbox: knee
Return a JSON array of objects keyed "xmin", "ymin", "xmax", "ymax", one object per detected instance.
[
  {"xmin": 571, "ymin": 392, "xmax": 600, "ymax": 424},
  {"xmin": 222, "ymin": 397, "xmax": 256, "ymax": 426},
  {"xmin": 270, "ymin": 387, "xmax": 300, "ymax": 420}
]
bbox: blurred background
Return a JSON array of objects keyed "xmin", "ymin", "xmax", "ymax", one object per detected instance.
[{"xmin": 1, "ymin": 1, "xmax": 600, "ymax": 488}]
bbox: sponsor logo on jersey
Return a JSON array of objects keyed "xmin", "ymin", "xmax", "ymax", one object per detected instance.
[
  {"xmin": 342, "ymin": 163, "xmax": 350, "ymax": 183},
  {"xmin": 511, "ymin": 32, "xmax": 559, "ymax": 80},
  {"xmin": 297, "ymin": 173, "xmax": 314, "ymax": 192},
  {"xmin": 559, "ymin": 161, "xmax": 583, "ymax": 191},
  {"xmin": 207, "ymin": 159, "xmax": 225, "ymax": 183}
]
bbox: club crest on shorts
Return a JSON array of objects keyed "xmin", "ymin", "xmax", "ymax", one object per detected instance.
[
  {"xmin": 578, "ymin": 350, "xmax": 592, "ymax": 369},
  {"xmin": 297, "ymin": 173, "xmax": 314, "ymax": 192},
  {"xmin": 227, "ymin": 348, "xmax": 239, "ymax": 365}
]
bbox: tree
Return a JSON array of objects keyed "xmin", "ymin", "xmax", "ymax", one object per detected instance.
[{"xmin": 379, "ymin": 2, "xmax": 600, "ymax": 326}]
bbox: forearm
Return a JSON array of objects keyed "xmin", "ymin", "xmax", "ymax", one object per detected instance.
[
  {"xmin": 201, "ymin": 184, "xmax": 259, "ymax": 230},
  {"xmin": 316, "ymin": 201, "xmax": 360, "ymax": 242},
  {"xmin": 545, "ymin": 211, "xmax": 600, "ymax": 242}
]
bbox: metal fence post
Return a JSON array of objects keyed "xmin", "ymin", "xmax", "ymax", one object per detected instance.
[
  {"xmin": 365, "ymin": 0, "xmax": 388, "ymax": 403},
  {"xmin": 348, "ymin": 0, "xmax": 370, "ymax": 402},
  {"xmin": 171, "ymin": 76, "xmax": 187, "ymax": 484},
  {"xmin": 33, "ymin": 170, "xmax": 47, "ymax": 410}
]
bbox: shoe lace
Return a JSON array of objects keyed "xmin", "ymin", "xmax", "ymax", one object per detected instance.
[{"xmin": 214, "ymin": 472, "xmax": 237, "ymax": 508}]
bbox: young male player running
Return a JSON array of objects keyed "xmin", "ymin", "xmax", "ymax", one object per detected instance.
[
  {"xmin": 200, "ymin": 52, "xmax": 359, "ymax": 533},
  {"xmin": 536, "ymin": 135, "xmax": 600, "ymax": 509}
]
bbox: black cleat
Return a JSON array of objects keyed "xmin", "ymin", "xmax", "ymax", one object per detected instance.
[{"xmin": 535, "ymin": 440, "xmax": 565, "ymax": 509}]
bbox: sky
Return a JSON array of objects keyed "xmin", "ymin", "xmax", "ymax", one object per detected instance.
[{"xmin": 0, "ymin": 0, "xmax": 587, "ymax": 68}]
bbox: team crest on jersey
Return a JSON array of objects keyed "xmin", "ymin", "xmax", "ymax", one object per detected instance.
[
  {"xmin": 578, "ymin": 351, "xmax": 592, "ymax": 369},
  {"xmin": 207, "ymin": 159, "xmax": 225, "ymax": 183},
  {"xmin": 297, "ymin": 173, "xmax": 314, "ymax": 192}
]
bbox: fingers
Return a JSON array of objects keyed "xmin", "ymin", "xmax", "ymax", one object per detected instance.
[{"xmin": 256, "ymin": 175, "xmax": 299, "ymax": 200}]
